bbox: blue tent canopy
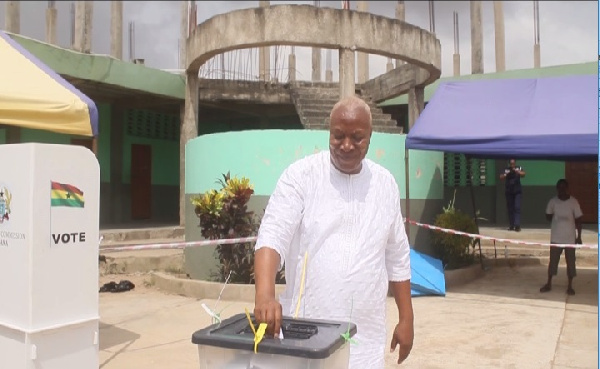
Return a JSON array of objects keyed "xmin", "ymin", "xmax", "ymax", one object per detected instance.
[{"xmin": 406, "ymin": 75, "xmax": 598, "ymax": 160}]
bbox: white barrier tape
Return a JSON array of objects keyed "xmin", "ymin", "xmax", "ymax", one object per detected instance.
[
  {"xmin": 100, "ymin": 236, "xmax": 258, "ymax": 253},
  {"xmin": 405, "ymin": 219, "xmax": 598, "ymax": 249},
  {"xmin": 100, "ymin": 220, "xmax": 597, "ymax": 253}
]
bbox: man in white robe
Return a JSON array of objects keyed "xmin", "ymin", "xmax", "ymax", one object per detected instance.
[{"xmin": 254, "ymin": 96, "xmax": 413, "ymax": 368}]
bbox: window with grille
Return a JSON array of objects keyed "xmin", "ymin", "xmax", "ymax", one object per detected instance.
[
  {"xmin": 444, "ymin": 153, "xmax": 488, "ymax": 187},
  {"xmin": 125, "ymin": 109, "xmax": 180, "ymax": 141}
]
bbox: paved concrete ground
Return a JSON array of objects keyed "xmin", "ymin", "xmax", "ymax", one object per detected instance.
[{"xmin": 99, "ymin": 264, "xmax": 598, "ymax": 369}]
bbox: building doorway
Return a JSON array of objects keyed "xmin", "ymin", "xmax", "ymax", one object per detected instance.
[
  {"xmin": 131, "ymin": 144, "xmax": 152, "ymax": 220},
  {"xmin": 565, "ymin": 161, "xmax": 598, "ymax": 224},
  {"xmin": 71, "ymin": 138, "xmax": 93, "ymax": 151}
]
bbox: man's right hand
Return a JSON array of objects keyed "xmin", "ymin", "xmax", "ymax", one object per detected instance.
[
  {"xmin": 254, "ymin": 294, "xmax": 282, "ymax": 338},
  {"xmin": 254, "ymin": 247, "xmax": 283, "ymax": 338}
]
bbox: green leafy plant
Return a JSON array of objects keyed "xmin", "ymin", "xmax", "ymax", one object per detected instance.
[
  {"xmin": 192, "ymin": 172, "xmax": 285, "ymax": 284},
  {"xmin": 431, "ymin": 190, "xmax": 478, "ymax": 270}
]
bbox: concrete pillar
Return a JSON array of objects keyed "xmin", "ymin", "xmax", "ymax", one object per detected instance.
[
  {"xmin": 312, "ymin": 47, "xmax": 321, "ymax": 82},
  {"xmin": 46, "ymin": 4, "xmax": 57, "ymax": 44},
  {"xmin": 325, "ymin": 70, "xmax": 333, "ymax": 82},
  {"xmin": 110, "ymin": 105, "xmax": 124, "ymax": 224},
  {"xmin": 493, "ymin": 1, "xmax": 506, "ymax": 72},
  {"xmin": 356, "ymin": 1, "xmax": 369, "ymax": 84},
  {"xmin": 110, "ymin": 1, "xmax": 123, "ymax": 59},
  {"xmin": 4, "ymin": 1, "xmax": 20, "ymax": 34},
  {"xmin": 470, "ymin": 1, "xmax": 484, "ymax": 74},
  {"xmin": 259, "ymin": 1, "xmax": 270, "ymax": 82},
  {"xmin": 339, "ymin": 48, "xmax": 356, "ymax": 98},
  {"xmin": 73, "ymin": 2, "xmax": 84, "ymax": 51},
  {"xmin": 395, "ymin": 1, "xmax": 405, "ymax": 68},
  {"xmin": 534, "ymin": 44, "xmax": 541, "ymax": 68},
  {"xmin": 325, "ymin": 49, "xmax": 333, "ymax": 82},
  {"xmin": 72, "ymin": 1, "xmax": 93, "ymax": 52},
  {"xmin": 386, "ymin": 60, "xmax": 394, "ymax": 72},
  {"xmin": 180, "ymin": 73, "xmax": 199, "ymax": 226},
  {"xmin": 408, "ymin": 86, "xmax": 424, "ymax": 130},
  {"xmin": 288, "ymin": 53, "xmax": 296, "ymax": 82},
  {"xmin": 453, "ymin": 54, "xmax": 460, "ymax": 77},
  {"xmin": 84, "ymin": 1, "xmax": 93, "ymax": 53},
  {"xmin": 180, "ymin": 1, "xmax": 188, "ymax": 69}
]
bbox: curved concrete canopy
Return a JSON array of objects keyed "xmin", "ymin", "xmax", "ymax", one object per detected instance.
[{"xmin": 186, "ymin": 5, "xmax": 441, "ymax": 87}]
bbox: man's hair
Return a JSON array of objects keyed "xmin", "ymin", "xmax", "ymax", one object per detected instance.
[
  {"xmin": 556, "ymin": 178, "xmax": 568, "ymax": 187},
  {"xmin": 330, "ymin": 95, "xmax": 372, "ymax": 127}
]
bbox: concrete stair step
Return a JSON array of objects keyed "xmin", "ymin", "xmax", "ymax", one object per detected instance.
[
  {"xmin": 302, "ymin": 121, "xmax": 400, "ymax": 133},
  {"xmin": 301, "ymin": 109, "xmax": 391, "ymax": 120},
  {"xmin": 100, "ymin": 225, "xmax": 184, "ymax": 243},
  {"xmin": 297, "ymin": 100, "xmax": 381, "ymax": 111},
  {"xmin": 296, "ymin": 95, "xmax": 377, "ymax": 103},
  {"xmin": 100, "ymin": 247, "xmax": 185, "ymax": 275},
  {"xmin": 292, "ymin": 88, "xmax": 339, "ymax": 94},
  {"xmin": 372, "ymin": 126, "xmax": 403, "ymax": 134},
  {"xmin": 479, "ymin": 246, "xmax": 597, "ymax": 267},
  {"xmin": 301, "ymin": 116, "xmax": 396, "ymax": 124},
  {"xmin": 298, "ymin": 102, "xmax": 386, "ymax": 110},
  {"xmin": 292, "ymin": 86, "xmax": 398, "ymax": 133},
  {"xmin": 297, "ymin": 99, "xmax": 339, "ymax": 106}
]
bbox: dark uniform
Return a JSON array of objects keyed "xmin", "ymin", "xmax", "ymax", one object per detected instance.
[{"xmin": 503, "ymin": 165, "xmax": 523, "ymax": 230}]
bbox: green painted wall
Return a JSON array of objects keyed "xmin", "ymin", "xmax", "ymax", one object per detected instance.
[
  {"xmin": 10, "ymin": 34, "xmax": 185, "ymax": 100},
  {"xmin": 18, "ymin": 103, "xmax": 112, "ymax": 183},
  {"xmin": 1, "ymin": 103, "xmax": 178, "ymax": 187},
  {"xmin": 445, "ymin": 155, "xmax": 565, "ymax": 188},
  {"xmin": 185, "ymin": 130, "xmax": 443, "ymax": 200},
  {"xmin": 506, "ymin": 160, "xmax": 565, "ymax": 186},
  {"xmin": 97, "ymin": 104, "xmax": 111, "ymax": 183},
  {"xmin": 20, "ymin": 128, "xmax": 70, "ymax": 144}
]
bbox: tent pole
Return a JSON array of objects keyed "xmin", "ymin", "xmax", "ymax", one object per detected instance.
[
  {"xmin": 92, "ymin": 137, "xmax": 98, "ymax": 157},
  {"xmin": 404, "ymin": 147, "xmax": 410, "ymax": 242},
  {"xmin": 466, "ymin": 155, "xmax": 484, "ymax": 269}
]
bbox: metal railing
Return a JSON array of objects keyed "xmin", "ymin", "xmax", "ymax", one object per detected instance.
[{"xmin": 198, "ymin": 46, "xmax": 311, "ymax": 83}]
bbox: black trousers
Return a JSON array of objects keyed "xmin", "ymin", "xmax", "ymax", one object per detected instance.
[
  {"xmin": 548, "ymin": 245, "xmax": 576, "ymax": 278},
  {"xmin": 505, "ymin": 192, "xmax": 522, "ymax": 227}
]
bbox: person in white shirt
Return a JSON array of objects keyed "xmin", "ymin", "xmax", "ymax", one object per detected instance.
[
  {"xmin": 253, "ymin": 95, "xmax": 413, "ymax": 368},
  {"xmin": 540, "ymin": 179, "xmax": 583, "ymax": 295}
]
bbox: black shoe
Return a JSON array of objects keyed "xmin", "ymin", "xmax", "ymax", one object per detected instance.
[
  {"xmin": 99, "ymin": 281, "xmax": 117, "ymax": 293},
  {"xmin": 508, "ymin": 226, "xmax": 515, "ymax": 231},
  {"xmin": 515, "ymin": 226, "xmax": 521, "ymax": 232}
]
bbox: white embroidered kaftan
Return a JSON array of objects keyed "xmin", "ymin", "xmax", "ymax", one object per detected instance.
[{"xmin": 255, "ymin": 151, "xmax": 411, "ymax": 369}]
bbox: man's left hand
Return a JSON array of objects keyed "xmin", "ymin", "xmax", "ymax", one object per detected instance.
[{"xmin": 390, "ymin": 319, "xmax": 414, "ymax": 365}]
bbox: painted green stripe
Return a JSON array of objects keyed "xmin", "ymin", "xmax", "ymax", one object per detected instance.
[
  {"xmin": 185, "ymin": 130, "xmax": 444, "ymax": 200},
  {"xmin": 51, "ymin": 198, "xmax": 84, "ymax": 208}
]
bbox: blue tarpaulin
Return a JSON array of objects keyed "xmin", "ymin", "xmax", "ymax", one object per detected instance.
[
  {"xmin": 410, "ymin": 249, "xmax": 445, "ymax": 297},
  {"xmin": 406, "ymin": 75, "xmax": 598, "ymax": 160}
]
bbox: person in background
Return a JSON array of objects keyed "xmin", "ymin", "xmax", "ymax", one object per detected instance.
[
  {"xmin": 253, "ymin": 95, "xmax": 413, "ymax": 368},
  {"xmin": 540, "ymin": 179, "xmax": 583, "ymax": 296},
  {"xmin": 499, "ymin": 159, "xmax": 526, "ymax": 231}
]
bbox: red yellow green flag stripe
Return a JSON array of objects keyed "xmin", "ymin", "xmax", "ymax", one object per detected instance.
[{"xmin": 51, "ymin": 181, "xmax": 84, "ymax": 208}]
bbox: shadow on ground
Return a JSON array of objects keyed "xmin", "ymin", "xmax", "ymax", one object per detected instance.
[
  {"xmin": 99, "ymin": 322, "xmax": 141, "ymax": 351},
  {"xmin": 448, "ymin": 264, "xmax": 598, "ymax": 307}
]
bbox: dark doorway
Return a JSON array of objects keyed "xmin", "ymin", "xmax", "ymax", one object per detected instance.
[
  {"xmin": 131, "ymin": 144, "xmax": 152, "ymax": 220},
  {"xmin": 565, "ymin": 161, "xmax": 598, "ymax": 224},
  {"xmin": 71, "ymin": 138, "xmax": 93, "ymax": 151}
]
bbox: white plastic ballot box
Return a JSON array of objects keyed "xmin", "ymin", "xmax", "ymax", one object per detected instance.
[{"xmin": 0, "ymin": 143, "xmax": 100, "ymax": 369}]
